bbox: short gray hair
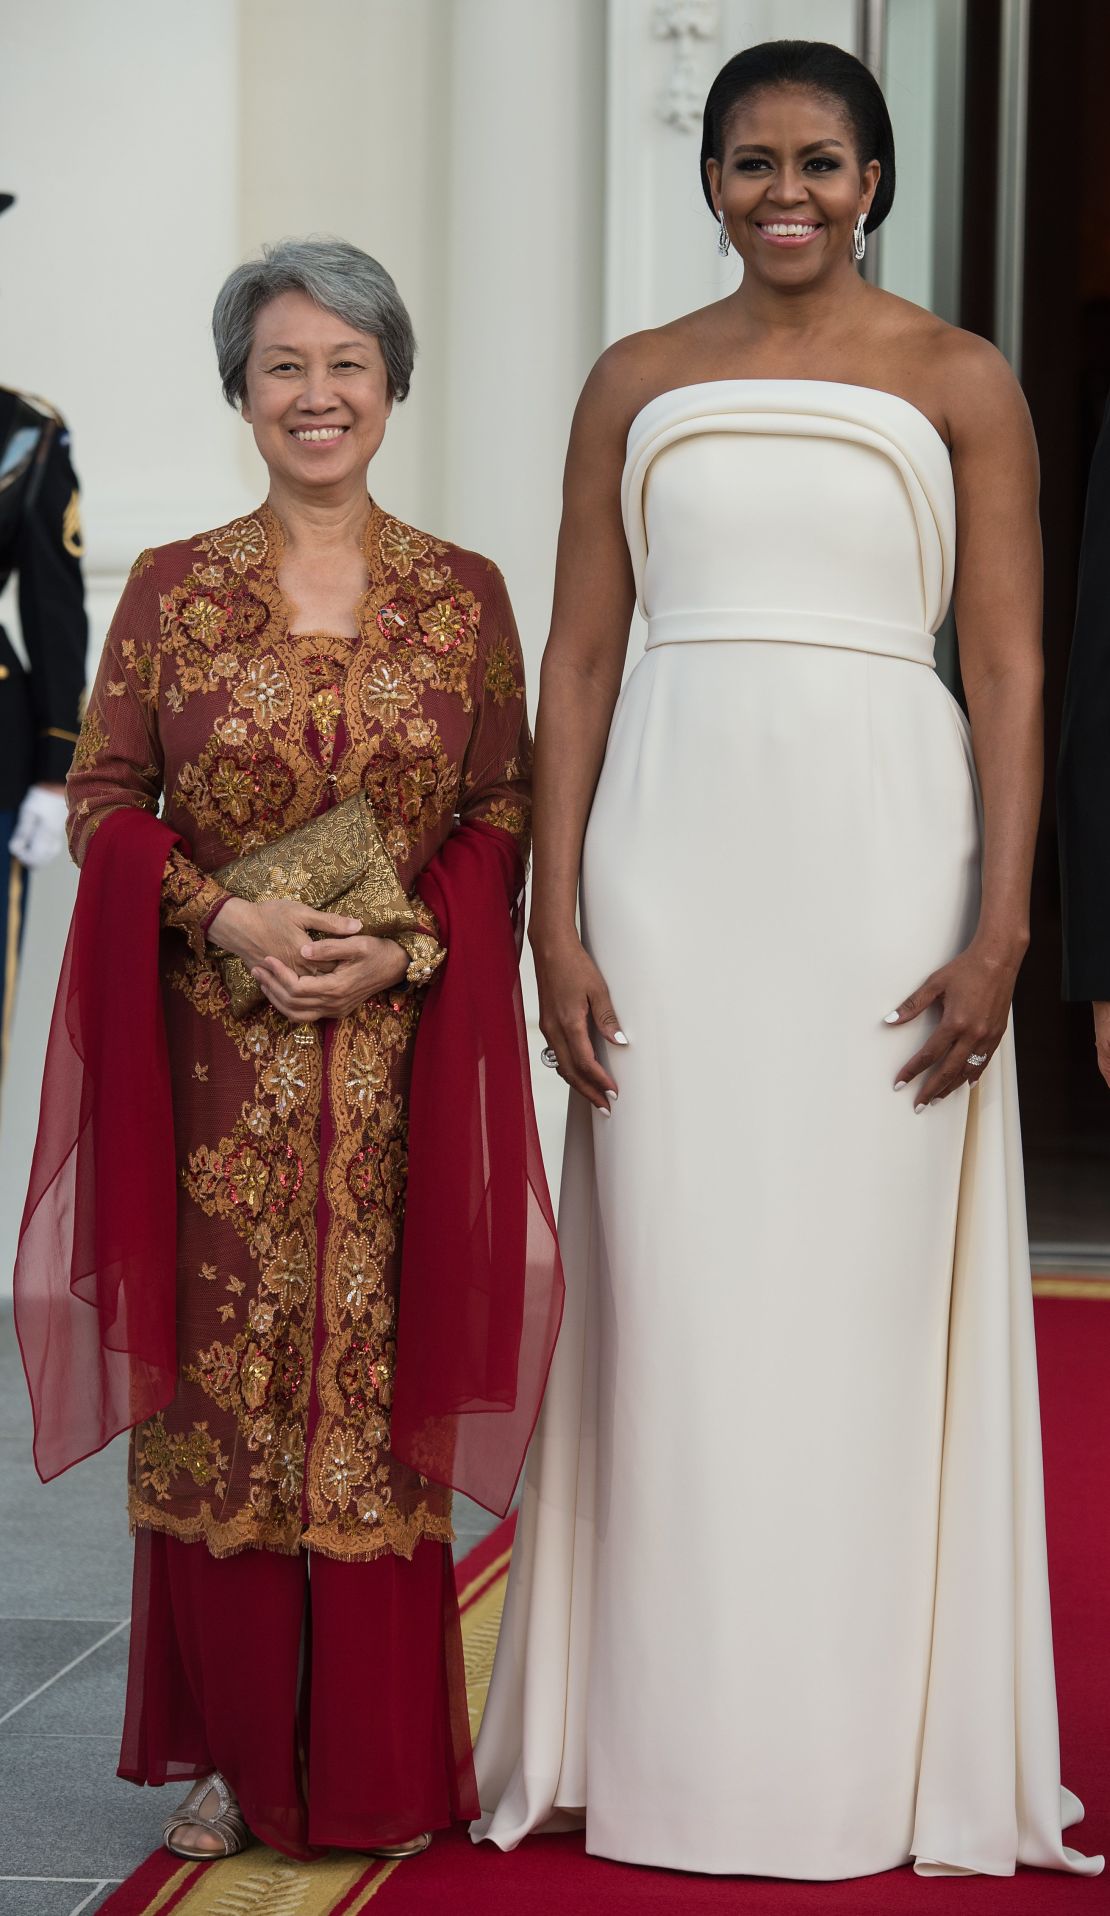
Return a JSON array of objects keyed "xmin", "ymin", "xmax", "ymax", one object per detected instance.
[{"xmin": 212, "ymin": 238, "xmax": 416, "ymax": 407}]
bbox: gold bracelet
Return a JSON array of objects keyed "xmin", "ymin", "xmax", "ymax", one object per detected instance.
[{"xmin": 395, "ymin": 928, "xmax": 445, "ymax": 989}]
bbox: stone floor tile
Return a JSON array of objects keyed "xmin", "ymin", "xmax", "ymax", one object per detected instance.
[
  {"xmin": 0, "ymin": 1454, "xmax": 133, "ymax": 1624},
  {"xmin": 0, "ymin": 1312, "xmax": 30, "ymax": 1446},
  {"xmin": 0, "ymin": 1622, "xmax": 117, "ymax": 1721},
  {"xmin": 0, "ymin": 1737, "xmax": 158, "ymax": 1881},
  {"xmin": 79, "ymin": 1889, "xmax": 120, "ymax": 1915},
  {"xmin": 0, "ymin": 1625, "xmax": 129, "ymax": 1739},
  {"xmin": 0, "ymin": 1882, "xmax": 116, "ymax": 1916},
  {"xmin": 0, "ymin": 1307, "xmax": 132, "ymax": 1624}
]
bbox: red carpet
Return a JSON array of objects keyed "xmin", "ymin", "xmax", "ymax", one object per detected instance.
[{"xmin": 102, "ymin": 1295, "xmax": 1107, "ymax": 1913}]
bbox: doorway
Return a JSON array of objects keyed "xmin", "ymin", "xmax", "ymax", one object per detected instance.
[
  {"xmin": 1006, "ymin": 0, "xmax": 1110, "ymax": 1262},
  {"xmin": 882, "ymin": 0, "xmax": 1110, "ymax": 1259}
]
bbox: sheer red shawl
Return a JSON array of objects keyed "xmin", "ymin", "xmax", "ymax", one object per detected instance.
[
  {"xmin": 15, "ymin": 808, "xmax": 181, "ymax": 1482},
  {"xmin": 393, "ymin": 819, "xmax": 564, "ymax": 1516},
  {"xmin": 16, "ymin": 809, "xmax": 562, "ymax": 1516}
]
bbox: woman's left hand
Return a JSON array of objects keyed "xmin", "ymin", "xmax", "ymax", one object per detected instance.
[
  {"xmin": 886, "ymin": 938, "xmax": 1021, "ymax": 1108},
  {"xmin": 252, "ymin": 934, "xmax": 408, "ymax": 1022}
]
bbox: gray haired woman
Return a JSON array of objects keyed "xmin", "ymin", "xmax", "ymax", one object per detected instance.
[{"xmin": 59, "ymin": 240, "xmax": 536, "ymax": 1860}]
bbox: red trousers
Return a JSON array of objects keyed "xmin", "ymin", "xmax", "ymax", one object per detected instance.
[{"xmin": 119, "ymin": 1528, "xmax": 478, "ymax": 1858}]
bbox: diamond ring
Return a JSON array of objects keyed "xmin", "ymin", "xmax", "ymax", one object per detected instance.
[
  {"xmin": 540, "ymin": 1046, "xmax": 559, "ymax": 1069},
  {"xmin": 966, "ymin": 1052, "xmax": 989, "ymax": 1068}
]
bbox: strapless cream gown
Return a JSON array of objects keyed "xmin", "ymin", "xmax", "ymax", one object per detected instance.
[{"xmin": 473, "ymin": 382, "xmax": 1101, "ymax": 1880}]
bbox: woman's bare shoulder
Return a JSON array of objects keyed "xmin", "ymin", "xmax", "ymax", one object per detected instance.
[
  {"xmin": 575, "ymin": 308, "xmax": 727, "ymax": 447},
  {"xmin": 933, "ymin": 323, "xmax": 1026, "ymax": 415},
  {"xmin": 908, "ymin": 316, "xmax": 1033, "ymax": 463},
  {"xmin": 858, "ymin": 294, "xmax": 1027, "ymax": 448}
]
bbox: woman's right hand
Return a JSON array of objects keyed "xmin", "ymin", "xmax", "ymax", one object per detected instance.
[
  {"xmin": 532, "ymin": 926, "xmax": 626, "ymax": 1113},
  {"xmin": 209, "ymin": 897, "xmax": 363, "ymax": 975}
]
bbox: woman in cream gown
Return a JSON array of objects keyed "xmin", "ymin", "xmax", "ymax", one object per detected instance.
[{"xmin": 474, "ymin": 41, "xmax": 1102, "ymax": 1883}]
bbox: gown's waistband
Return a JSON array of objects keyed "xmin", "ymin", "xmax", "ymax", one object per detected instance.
[{"xmin": 644, "ymin": 607, "xmax": 937, "ymax": 669}]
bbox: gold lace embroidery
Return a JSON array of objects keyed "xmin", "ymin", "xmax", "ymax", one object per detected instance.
[
  {"xmin": 74, "ymin": 500, "xmax": 529, "ymax": 1562},
  {"xmin": 484, "ymin": 636, "xmax": 523, "ymax": 705}
]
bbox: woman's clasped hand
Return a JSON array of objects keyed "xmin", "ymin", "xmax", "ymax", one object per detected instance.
[{"xmin": 210, "ymin": 894, "xmax": 408, "ymax": 1020}]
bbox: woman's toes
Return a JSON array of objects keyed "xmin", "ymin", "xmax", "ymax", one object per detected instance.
[{"xmin": 177, "ymin": 1821, "xmax": 226, "ymax": 1853}]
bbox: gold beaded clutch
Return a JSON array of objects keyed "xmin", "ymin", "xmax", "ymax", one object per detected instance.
[{"xmin": 211, "ymin": 793, "xmax": 425, "ymax": 1017}]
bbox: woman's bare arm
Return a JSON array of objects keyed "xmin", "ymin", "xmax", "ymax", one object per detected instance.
[
  {"xmin": 529, "ymin": 344, "xmax": 651, "ymax": 1109},
  {"xmin": 891, "ymin": 336, "xmax": 1044, "ymax": 1103},
  {"xmin": 949, "ymin": 342, "xmax": 1044, "ymax": 954}
]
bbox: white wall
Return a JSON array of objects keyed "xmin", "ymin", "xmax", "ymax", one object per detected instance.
[
  {"xmin": 0, "ymin": 0, "xmax": 248, "ymax": 1290},
  {"xmin": 0, "ymin": 0, "xmax": 963, "ymax": 1291},
  {"xmin": 236, "ymin": 0, "xmax": 452, "ymax": 526}
]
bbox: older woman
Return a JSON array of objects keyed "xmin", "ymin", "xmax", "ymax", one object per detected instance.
[{"xmin": 15, "ymin": 239, "xmax": 559, "ymax": 1862}]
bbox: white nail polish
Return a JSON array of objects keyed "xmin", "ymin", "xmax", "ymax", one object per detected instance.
[
  {"xmin": 597, "ymin": 1104, "xmax": 611, "ymax": 1118},
  {"xmin": 893, "ymin": 1080, "xmax": 907, "ymax": 1091},
  {"xmin": 613, "ymin": 1030, "xmax": 629, "ymax": 1046},
  {"xmin": 914, "ymin": 1102, "xmax": 926, "ymax": 1115},
  {"xmin": 606, "ymin": 1089, "xmax": 618, "ymax": 1101},
  {"xmin": 929, "ymin": 1099, "xmax": 940, "ymax": 1107},
  {"xmin": 884, "ymin": 1011, "xmax": 901, "ymax": 1024}
]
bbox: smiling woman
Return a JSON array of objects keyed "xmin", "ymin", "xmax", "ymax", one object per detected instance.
[
  {"xmin": 211, "ymin": 242, "xmax": 415, "ymax": 639},
  {"xmin": 700, "ymin": 35, "xmax": 896, "ymax": 265},
  {"xmin": 15, "ymin": 237, "xmax": 561, "ymax": 1868},
  {"xmin": 473, "ymin": 37, "xmax": 1101, "ymax": 1887}
]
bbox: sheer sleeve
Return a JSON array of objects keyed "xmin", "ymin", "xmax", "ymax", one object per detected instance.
[
  {"xmin": 66, "ymin": 554, "xmax": 229, "ymax": 956},
  {"xmin": 458, "ymin": 561, "xmax": 533, "ymax": 866},
  {"xmin": 392, "ymin": 563, "xmax": 529, "ymax": 986}
]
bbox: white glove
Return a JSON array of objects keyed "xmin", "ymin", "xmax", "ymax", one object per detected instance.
[{"xmin": 9, "ymin": 785, "xmax": 70, "ymax": 869}]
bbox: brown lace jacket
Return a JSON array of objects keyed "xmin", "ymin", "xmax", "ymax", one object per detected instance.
[{"xmin": 67, "ymin": 501, "xmax": 531, "ymax": 1561}]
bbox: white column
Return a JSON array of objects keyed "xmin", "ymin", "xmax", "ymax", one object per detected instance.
[
  {"xmin": 243, "ymin": 0, "xmax": 609, "ymax": 1170},
  {"xmin": 439, "ymin": 0, "xmax": 606, "ymax": 675},
  {"xmin": 436, "ymin": 0, "xmax": 607, "ymax": 1173},
  {"xmin": 237, "ymin": 0, "xmax": 453, "ymax": 524}
]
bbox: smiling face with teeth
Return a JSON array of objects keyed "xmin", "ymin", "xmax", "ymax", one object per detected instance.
[
  {"xmin": 704, "ymin": 85, "xmax": 880, "ymax": 289},
  {"xmin": 241, "ymin": 288, "xmax": 393, "ymax": 505}
]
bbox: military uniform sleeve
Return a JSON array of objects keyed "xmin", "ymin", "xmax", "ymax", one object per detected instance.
[
  {"xmin": 66, "ymin": 554, "xmax": 230, "ymax": 954},
  {"xmin": 14, "ymin": 415, "xmax": 89, "ymax": 784},
  {"xmin": 1059, "ymin": 397, "xmax": 1110, "ymax": 1000},
  {"xmin": 458, "ymin": 560, "xmax": 533, "ymax": 866}
]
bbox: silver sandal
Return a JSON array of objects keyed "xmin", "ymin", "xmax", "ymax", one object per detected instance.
[
  {"xmin": 163, "ymin": 1771, "xmax": 249, "ymax": 1859},
  {"xmin": 367, "ymin": 1832, "xmax": 431, "ymax": 1859}
]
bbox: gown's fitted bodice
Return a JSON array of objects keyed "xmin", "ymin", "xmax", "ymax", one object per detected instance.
[{"xmin": 621, "ymin": 380, "xmax": 957, "ymax": 669}]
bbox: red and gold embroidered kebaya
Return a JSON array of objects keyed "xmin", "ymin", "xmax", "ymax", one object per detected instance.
[{"xmin": 67, "ymin": 501, "xmax": 531, "ymax": 1562}]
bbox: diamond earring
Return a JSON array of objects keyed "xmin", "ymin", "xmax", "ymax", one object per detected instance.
[
  {"xmin": 853, "ymin": 215, "xmax": 867, "ymax": 262},
  {"xmin": 717, "ymin": 211, "xmax": 731, "ymax": 257}
]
